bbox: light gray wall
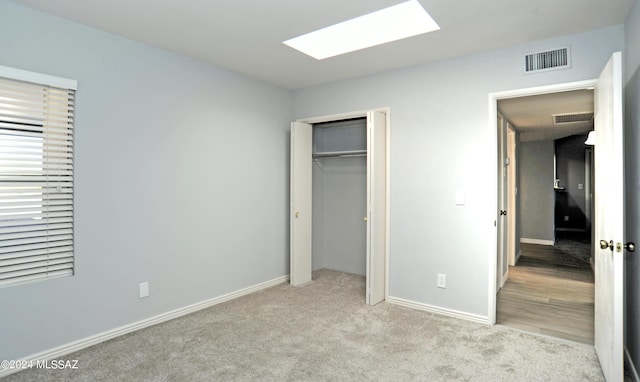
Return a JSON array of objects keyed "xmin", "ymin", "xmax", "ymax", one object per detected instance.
[
  {"xmin": 624, "ymin": 0, "xmax": 640, "ymax": 374},
  {"xmin": 0, "ymin": 1, "xmax": 292, "ymax": 361},
  {"xmin": 294, "ymin": 25, "xmax": 623, "ymax": 316},
  {"xmin": 520, "ymin": 140, "xmax": 555, "ymax": 242},
  {"xmin": 312, "ymin": 157, "xmax": 366, "ymax": 275}
]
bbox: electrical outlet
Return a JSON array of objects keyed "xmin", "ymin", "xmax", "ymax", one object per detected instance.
[
  {"xmin": 578, "ymin": 183, "xmax": 584, "ymax": 190},
  {"xmin": 139, "ymin": 282, "xmax": 149, "ymax": 298},
  {"xmin": 437, "ymin": 273, "xmax": 446, "ymax": 289}
]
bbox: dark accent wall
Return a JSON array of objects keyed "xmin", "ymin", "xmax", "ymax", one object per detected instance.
[
  {"xmin": 520, "ymin": 140, "xmax": 555, "ymax": 242},
  {"xmin": 554, "ymin": 134, "xmax": 589, "ymax": 231}
]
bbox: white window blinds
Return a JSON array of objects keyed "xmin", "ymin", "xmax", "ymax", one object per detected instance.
[{"xmin": 0, "ymin": 70, "xmax": 76, "ymax": 287}]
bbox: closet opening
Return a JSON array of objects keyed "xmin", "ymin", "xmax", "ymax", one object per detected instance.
[
  {"xmin": 290, "ymin": 110, "xmax": 388, "ymax": 305},
  {"xmin": 312, "ymin": 118, "xmax": 367, "ymax": 277}
]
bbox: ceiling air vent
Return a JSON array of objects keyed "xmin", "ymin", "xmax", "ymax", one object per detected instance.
[
  {"xmin": 524, "ymin": 46, "xmax": 571, "ymax": 74},
  {"xmin": 553, "ymin": 112, "xmax": 593, "ymax": 124}
]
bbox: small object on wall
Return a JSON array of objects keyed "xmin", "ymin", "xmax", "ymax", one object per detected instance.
[{"xmin": 139, "ymin": 282, "xmax": 149, "ymax": 298}]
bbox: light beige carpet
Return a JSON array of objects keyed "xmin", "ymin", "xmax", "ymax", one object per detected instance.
[{"xmin": 4, "ymin": 269, "xmax": 603, "ymax": 381}]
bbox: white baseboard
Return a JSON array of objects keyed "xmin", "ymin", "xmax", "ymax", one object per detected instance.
[
  {"xmin": 626, "ymin": 346, "xmax": 640, "ymax": 382},
  {"xmin": 386, "ymin": 296, "xmax": 489, "ymax": 325},
  {"xmin": 520, "ymin": 238, "xmax": 554, "ymax": 246},
  {"xmin": 0, "ymin": 275, "xmax": 289, "ymax": 378}
]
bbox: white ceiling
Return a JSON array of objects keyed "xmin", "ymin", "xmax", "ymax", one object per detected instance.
[
  {"xmin": 9, "ymin": 0, "xmax": 633, "ymax": 90},
  {"xmin": 499, "ymin": 90, "xmax": 594, "ymax": 142}
]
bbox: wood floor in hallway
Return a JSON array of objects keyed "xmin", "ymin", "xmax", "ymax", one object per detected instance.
[{"xmin": 497, "ymin": 243, "xmax": 594, "ymax": 344}]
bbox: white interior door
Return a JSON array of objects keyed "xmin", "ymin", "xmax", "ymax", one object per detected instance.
[
  {"xmin": 366, "ymin": 111, "xmax": 386, "ymax": 305},
  {"xmin": 593, "ymin": 51, "xmax": 624, "ymax": 382},
  {"xmin": 290, "ymin": 122, "xmax": 312, "ymax": 286}
]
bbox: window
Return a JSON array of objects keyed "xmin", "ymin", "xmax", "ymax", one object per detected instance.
[{"xmin": 0, "ymin": 66, "xmax": 76, "ymax": 287}]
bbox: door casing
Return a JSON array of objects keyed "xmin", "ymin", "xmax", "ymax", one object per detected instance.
[
  {"xmin": 497, "ymin": 113, "xmax": 510, "ymax": 289},
  {"xmin": 490, "ymin": 57, "xmax": 625, "ymax": 380},
  {"xmin": 488, "ymin": 79, "xmax": 597, "ymax": 324},
  {"xmin": 507, "ymin": 124, "xmax": 517, "ymax": 267}
]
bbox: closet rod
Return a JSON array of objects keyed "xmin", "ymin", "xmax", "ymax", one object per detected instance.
[{"xmin": 313, "ymin": 150, "xmax": 367, "ymax": 159}]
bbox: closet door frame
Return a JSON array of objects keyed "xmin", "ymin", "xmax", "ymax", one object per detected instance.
[{"xmin": 290, "ymin": 107, "xmax": 390, "ymax": 304}]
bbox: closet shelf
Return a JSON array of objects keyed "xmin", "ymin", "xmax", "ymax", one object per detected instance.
[{"xmin": 313, "ymin": 150, "xmax": 367, "ymax": 158}]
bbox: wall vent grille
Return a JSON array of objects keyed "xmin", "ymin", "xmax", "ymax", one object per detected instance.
[
  {"xmin": 553, "ymin": 112, "xmax": 593, "ymax": 124},
  {"xmin": 524, "ymin": 47, "xmax": 571, "ymax": 73}
]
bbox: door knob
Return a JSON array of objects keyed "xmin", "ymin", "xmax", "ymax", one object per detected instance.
[
  {"xmin": 295, "ymin": 211, "xmax": 299, "ymax": 218},
  {"xmin": 600, "ymin": 239, "xmax": 613, "ymax": 250},
  {"xmin": 363, "ymin": 216, "xmax": 368, "ymax": 222},
  {"xmin": 625, "ymin": 242, "xmax": 636, "ymax": 252}
]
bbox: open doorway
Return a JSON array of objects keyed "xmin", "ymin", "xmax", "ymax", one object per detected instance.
[
  {"xmin": 495, "ymin": 89, "xmax": 595, "ymax": 344},
  {"xmin": 489, "ymin": 53, "xmax": 626, "ymax": 381}
]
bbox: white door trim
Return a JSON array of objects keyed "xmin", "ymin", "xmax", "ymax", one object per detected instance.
[
  {"xmin": 487, "ymin": 80, "xmax": 597, "ymax": 324},
  {"xmin": 507, "ymin": 124, "xmax": 517, "ymax": 267},
  {"xmin": 295, "ymin": 107, "xmax": 391, "ymax": 301}
]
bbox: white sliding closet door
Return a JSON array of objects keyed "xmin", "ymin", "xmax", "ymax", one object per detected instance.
[
  {"xmin": 366, "ymin": 111, "xmax": 386, "ymax": 305},
  {"xmin": 290, "ymin": 122, "xmax": 312, "ymax": 286}
]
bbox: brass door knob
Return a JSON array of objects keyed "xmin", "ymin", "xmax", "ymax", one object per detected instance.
[{"xmin": 600, "ymin": 240, "xmax": 613, "ymax": 250}]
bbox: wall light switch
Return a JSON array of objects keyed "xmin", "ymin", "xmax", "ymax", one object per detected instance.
[
  {"xmin": 437, "ymin": 273, "xmax": 447, "ymax": 289},
  {"xmin": 578, "ymin": 183, "xmax": 584, "ymax": 190},
  {"xmin": 455, "ymin": 191, "xmax": 465, "ymax": 206},
  {"xmin": 139, "ymin": 282, "xmax": 149, "ymax": 298}
]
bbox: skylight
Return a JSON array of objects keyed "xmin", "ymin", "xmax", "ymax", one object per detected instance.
[{"xmin": 283, "ymin": 0, "xmax": 440, "ymax": 60}]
